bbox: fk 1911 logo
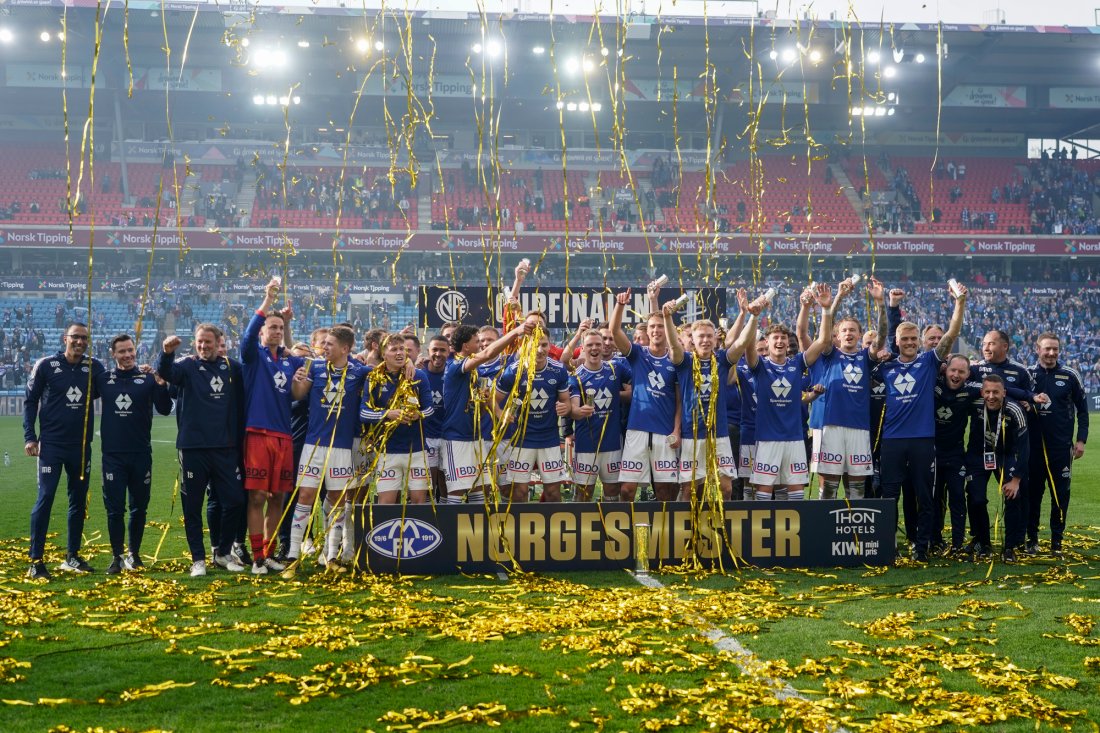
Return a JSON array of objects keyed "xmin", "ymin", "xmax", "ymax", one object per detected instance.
[{"xmin": 367, "ymin": 518, "xmax": 442, "ymax": 559}]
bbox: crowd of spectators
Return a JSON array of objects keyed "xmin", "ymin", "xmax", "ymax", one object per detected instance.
[
  {"xmin": 1023, "ymin": 154, "xmax": 1099, "ymax": 236},
  {"xmin": 254, "ymin": 162, "xmax": 415, "ymax": 227}
]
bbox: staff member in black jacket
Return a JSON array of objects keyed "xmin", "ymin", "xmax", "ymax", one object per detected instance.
[
  {"xmin": 964, "ymin": 374, "xmax": 1030, "ymax": 563},
  {"xmin": 23, "ymin": 322, "xmax": 106, "ymax": 580},
  {"xmin": 158, "ymin": 324, "xmax": 246, "ymax": 578},
  {"xmin": 96, "ymin": 334, "xmax": 174, "ymax": 574},
  {"xmin": 1027, "ymin": 333, "xmax": 1089, "ymax": 558}
]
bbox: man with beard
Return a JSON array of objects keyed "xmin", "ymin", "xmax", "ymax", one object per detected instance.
[
  {"xmin": 933, "ymin": 354, "xmax": 982, "ymax": 555},
  {"xmin": 1027, "ymin": 333, "xmax": 1088, "ymax": 558}
]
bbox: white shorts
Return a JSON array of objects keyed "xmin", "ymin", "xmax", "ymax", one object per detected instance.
[
  {"xmin": 375, "ymin": 450, "xmax": 431, "ymax": 494},
  {"xmin": 679, "ymin": 437, "xmax": 737, "ymax": 479},
  {"xmin": 751, "ymin": 440, "xmax": 809, "ymax": 487},
  {"xmin": 738, "ymin": 442, "xmax": 756, "ymax": 479},
  {"xmin": 441, "ymin": 439, "xmax": 494, "ymax": 492},
  {"xmin": 297, "ymin": 445, "xmax": 356, "ymax": 493},
  {"xmin": 495, "ymin": 441, "xmax": 515, "ymax": 484},
  {"xmin": 573, "ymin": 449, "xmax": 622, "ymax": 487},
  {"xmin": 810, "ymin": 426, "xmax": 873, "ymax": 477},
  {"xmin": 619, "ymin": 430, "xmax": 680, "ymax": 484},
  {"xmin": 508, "ymin": 446, "xmax": 569, "ymax": 484},
  {"xmin": 425, "ymin": 438, "xmax": 442, "ymax": 470}
]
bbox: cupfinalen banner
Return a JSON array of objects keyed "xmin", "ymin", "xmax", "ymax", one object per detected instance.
[
  {"xmin": 351, "ymin": 500, "xmax": 896, "ymax": 573},
  {"xmin": 418, "ymin": 285, "xmax": 727, "ymax": 330}
]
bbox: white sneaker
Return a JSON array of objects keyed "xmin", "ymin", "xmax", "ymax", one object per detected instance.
[
  {"xmin": 57, "ymin": 555, "xmax": 93, "ymax": 574},
  {"xmin": 262, "ymin": 557, "xmax": 286, "ymax": 572},
  {"xmin": 213, "ymin": 554, "xmax": 246, "ymax": 573},
  {"xmin": 251, "ymin": 561, "xmax": 269, "ymax": 575},
  {"xmin": 190, "ymin": 561, "xmax": 207, "ymax": 577},
  {"xmin": 301, "ymin": 538, "xmax": 317, "ymax": 557}
]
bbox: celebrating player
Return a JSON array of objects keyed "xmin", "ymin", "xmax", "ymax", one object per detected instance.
[{"xmin": 569, "ymin": 329, "xmax": 632, "ymax": 501}]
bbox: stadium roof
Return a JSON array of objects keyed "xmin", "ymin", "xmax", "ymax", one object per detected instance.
[{"xmin": 1, "ymin": 5, "xmax": 1099, "ymax": 142}]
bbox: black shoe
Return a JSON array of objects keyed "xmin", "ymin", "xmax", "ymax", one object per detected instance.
[
  {"xmin": 272, "ymin": 547, "xmax": 290, "ymax": 564},
  {"xmin": 27, "ymin": 561, "xmax": 51, "ymax": 581},
  {"xmin": 1002, "ymin": 547, "xmax": 1018, "ymax": 564},
  {"xmin": 910, "ymin": 548, "xmax": 929, "ymax": 563},
  {"xmin": 1024, "ymin": 541, "xmax": 1041, "ymax": 555},
  {"xmin": 929, "ymin": 542, "xmax": 947, "ymax": 557},
  {"xmin": 1051, "ymin": 543, "xmax": 1064, "ymax": 559},
  {"xmin": 948, "ymin": 544, "xmax": 967, "ymax": 559},
  {"xmin": 106, "ymin": 556, "xmax": 123, "ymax": 575},
  {"xmin": 231, "ymin": 542, "xmax": 253, "ymax": 566},
  {"xmin": 972, "ymin": 543, "xmax": 993, "ymax": 561},
  {"xmin": 124, "ymin": 553, "xmax": 145, "ymax": 570}
]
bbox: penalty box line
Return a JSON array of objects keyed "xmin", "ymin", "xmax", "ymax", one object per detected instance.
[{"xmin": 631, "ymin": 571, "xmax": 849, "ymax": 729}]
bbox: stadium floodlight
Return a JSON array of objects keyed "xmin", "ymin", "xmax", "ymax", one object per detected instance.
[
  {"xmin": 472, "ymin": 42, "xmax": 483, "ymax": 54},
  {"xmin": 915, "ymin": 52, "xmax": 926, "ymax": 63},
  {"xmin": 0, "ymin": 28, "xmax": 14, "ymax": 43},
  {"xmin": 893, "ymin": 48, "xmax": 905, "ymax": 63},
  {"xmin": 297, "ymin": 40, "xmax": 310, "ymax": 48},
  {"xmin": 850, "ymin": 107, "xmax": 862, "ymax": 116},
  {"xmin": 252, "ymin": 94, "xmax": 265, "ymax": 105},
  {"xmin": 579, "ymin": 101, "xmax": 590, "ymax": 111},
  {"xmin": 600, "ymin": 46, "xmax": 609, "ymax": 57},
  {"xmin": 555, "ymin": 100, "xmax": 564, "ymax": 110},
  {"xmin": 58, "ymin": 31, "xmax": 65, "ymax": 41},
  {"xmin": 533, "ymin": 45, "xmax": 546, "ymax": 55},
  {"xmin": 887, "ymin": 108, "xmax": 895, "ymax": 116},
  {"xmin": 887, "ymin": 92, "xmax": 896, "ymax": 102},
  {"xmin": 867, "ymin": 49, "xmax": 881, "ymax": 64},
  {"xmin": 582, "ymin": 57, "xmax": 595, "ymax": 72},
  {"xmin": 265, "ymin": 95, "xmax": 277, "ymax": 105},
  {"xmin": 781, "ymin": 47, "xmax": 797, "ymax": 62},
  {"xmin": 883, "ymin": 65, "xmax": 897, "ymax": 78},
  {"xmin": 564, "ymin": 57, "xmax": 580, "ymax": 74},
  {"xmin": 591, "ymin": 102, "xmax": 602, "ymax": 112},
  {"xmin": 874, "ymin": 107, "xmax": 886, "ymax": 116},
  {"xmin": 374, "ymin": 40, "xmax": 384, "ymax": 51},
  {"xmin": 808, "ymin": 49, "xmax": 822, "ymax": 63},
  {"xmin": 355, "ymin": 38, "xmax": 370, "ymax": 53},
  {"xmin": 486, "ymin": 39, "xmax": 502, "ymax": 57},
  {"xmin": 863, "ymin": 105, "xmax": 876, "ymax": 115},
  {"xmin": 241, "ymin": 38, "xmax": 250, "ymax": 48},
  {"xmin": 292, "ymin": 96, "xmax": 301, "ymax": 105},
  {"xmin": 566, "ymin": 102, "xmax": 577, "ymax": 111},
  {"xmin": 40, "ymin": 31, "xmax": 51, "ymax": 42},
  {"xmin": 278, "ymin": 96, "xmax": 290, "ymax": 105}
]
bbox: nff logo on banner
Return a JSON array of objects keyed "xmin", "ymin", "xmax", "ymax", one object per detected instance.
[{"xmin": 419, "ymin": 285, "xmax": 726, "ymax": 329}]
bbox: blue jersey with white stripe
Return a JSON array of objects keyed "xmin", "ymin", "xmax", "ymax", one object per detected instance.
[
  {"xmin": 240, "ymin": 312, "xmax": 305, "ymax": 436},
  {"xmin": 360, "ymin": 367, "xmax": 435, "ymax": 453},
  {"xmin": 303, "ymin": 359, "xmax": 370, "ymax": 449},
  {"xmin": 497, "ymin": 359, "xmax": 570, "ymax": 449}
]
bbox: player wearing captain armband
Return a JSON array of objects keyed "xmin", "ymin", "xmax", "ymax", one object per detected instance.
[
  {"xmin": 609, "ymin": 284, "xmax": 680, "ymax": 502},
  {"xmin": 496, "ymin": 331, "xmax": 572, "ymax": 502},
  {"xmin": 569, "ymin": 329, "xmax": 632, "ymax": 501},
  {"xmin": 285, "ymin": 325, "xmax": 368, "ymax": 572},
  {"xmin": 665, "ymin": 302, "xmax": 746, "ymax": 502},
  {"xmin": 360, "ymin": 334, "xmax": 436, "ymax": 505},
  {"xmin": 441, "ymin": 322, "xmax": 531, "ymax": 504}
]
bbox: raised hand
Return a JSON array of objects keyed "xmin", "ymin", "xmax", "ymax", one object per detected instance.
[
  {"xmin": 163, "ymin": 335, "xmax": 182, "ymax": 354},
  {"xmin": 616, "ymin": 289, "xmax": 632, "ymax": 306},
  {"xmin": 814, "ymin": 282, "xmax": 834, "ymax": 309},
  {"xmin": 887, "ymin": 286, "xmax": 904, "ymax": 307}
]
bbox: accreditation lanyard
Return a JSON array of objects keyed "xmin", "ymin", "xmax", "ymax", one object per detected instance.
[{"xmin": 982, "ymin": 405, "xmax": 1003, "ymax": 471}]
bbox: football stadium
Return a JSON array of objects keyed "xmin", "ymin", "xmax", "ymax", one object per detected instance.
[{"xmin": 1, "ymin": 0, "xmax": 1100, "ymax": 730}]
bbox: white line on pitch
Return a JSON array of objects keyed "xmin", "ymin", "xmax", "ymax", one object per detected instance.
[{"xmin": 631, "ymin": 571, "xmax": 848, "ymax": 726}]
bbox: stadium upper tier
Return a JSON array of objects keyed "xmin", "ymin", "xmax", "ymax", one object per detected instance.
[{"xmin": 2, "ymin": 144, "xmax": 1097, "ymax": 237}]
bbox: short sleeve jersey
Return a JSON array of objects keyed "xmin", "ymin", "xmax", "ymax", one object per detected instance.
[{"xmin": 750, "ymin": 353, "xmax": 807, "ymax": 442}]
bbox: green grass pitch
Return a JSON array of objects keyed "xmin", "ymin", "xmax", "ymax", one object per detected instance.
[{"xmin": 1, "ymin": 414, "xmax": 1099, "ymax": 732}]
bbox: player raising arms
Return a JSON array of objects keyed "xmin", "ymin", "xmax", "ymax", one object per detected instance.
[{"xmin": 609, "ymin": 287, "xmax": 679, "ymax": 501}]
